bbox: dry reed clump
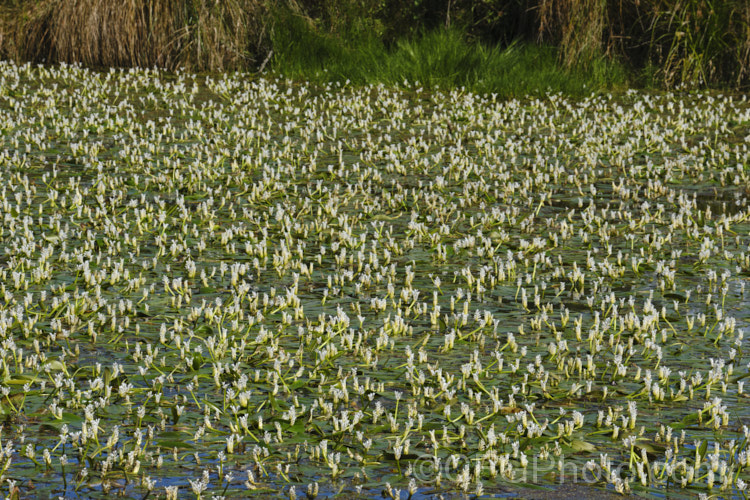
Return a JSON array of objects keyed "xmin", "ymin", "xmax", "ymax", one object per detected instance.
[
  {"xmin": 1, "ymin": 0, "xmax": 268, "ymax": 71},
  {"xmin": 537, "ymin": 0, "xmax": 609, "ymax": 68}
]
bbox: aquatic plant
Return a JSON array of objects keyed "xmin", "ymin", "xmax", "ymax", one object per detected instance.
[{"xmin": 0, "ymin": 61, "xmax": 748, "ymax": 497}]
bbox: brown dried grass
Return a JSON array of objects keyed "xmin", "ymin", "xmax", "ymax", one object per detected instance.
[
  {"xmin": 537, "ymin": 0, "xmax": 608, "ymax": 68},
  {"xmin": 1, "ymin": 0, "xmax": 267, "ymax": 71}
]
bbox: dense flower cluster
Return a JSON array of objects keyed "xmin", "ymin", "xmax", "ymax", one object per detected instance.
[{"xmin": 0, "ymin": 60, "xmax": 749, "ymax": 497}]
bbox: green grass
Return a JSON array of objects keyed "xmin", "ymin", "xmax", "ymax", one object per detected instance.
[{"xmin": 270, "ymin": 13, "xmax": 630, "ymax": 97}]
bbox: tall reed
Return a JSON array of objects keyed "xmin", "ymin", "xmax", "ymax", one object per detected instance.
[
  {"xmin": 643, "ymin": 0, "xmax": 750, "ymax": 87},
  {"xmin": 538, "ymin": 0, "xmax": 608, "ymax": 68},
  {"xmin": 1, "ymin": 0, "xmax": 267, "ymax": 71},
  {"xmin": 536, "ymin": 0, "xmax": 750, "ymax": 88}
]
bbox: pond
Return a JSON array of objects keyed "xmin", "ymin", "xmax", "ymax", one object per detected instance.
[{"xmin": 0, "ymin": 61, "xmax": 749, "ymax": 498}]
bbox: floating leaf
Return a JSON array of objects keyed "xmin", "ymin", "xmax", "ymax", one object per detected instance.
[{"xmin": 568, "ymin": 440, "xmax": 597, "ymax": 453}]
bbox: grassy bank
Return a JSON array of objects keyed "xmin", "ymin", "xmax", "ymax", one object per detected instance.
[
  {"xmin": 270, "ymin": 17, "xmax": 629, "ymax": 97},
  {"xmin": 0, "ymin": 0, "xmax": 749, "ymax": 92}
]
